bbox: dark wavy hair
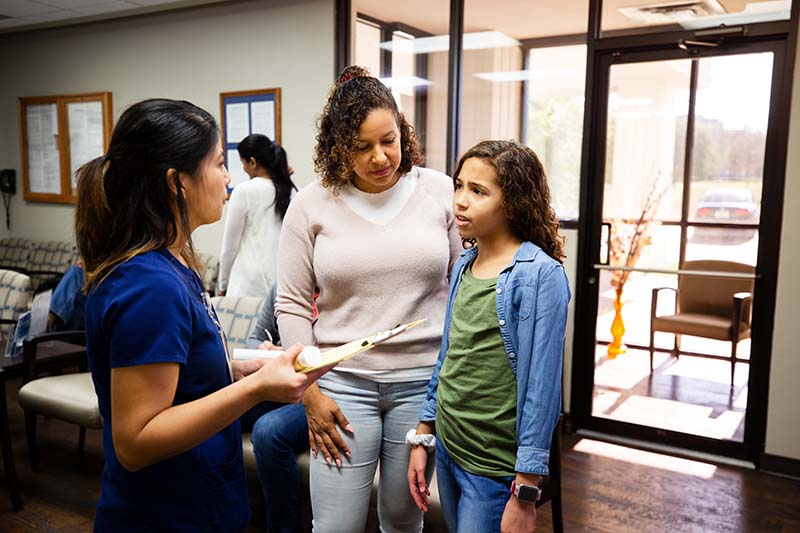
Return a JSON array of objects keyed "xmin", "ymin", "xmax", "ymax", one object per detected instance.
[
  {"xmin": 75, "ymin": 98, "xmax": 218, "ymax": 289},
  {"xmin": 237, "ymin": 134, "xmax": 297, "ymax": 220},
  {"xmin": 314, "ymin": 65, "xmax": 422, "ymax": 190},
  {"xmin": 453, "ymin": 140, "xmax": 565, "ymax": 263}
]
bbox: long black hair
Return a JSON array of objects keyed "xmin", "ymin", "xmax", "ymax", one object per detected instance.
[
  {"xmin": 75, "ymin": 98, "xmax": 219, "ymax": 289},
  {"xmin": 237, "ymin": 134, "xmax": 297, "ymax": 220}
]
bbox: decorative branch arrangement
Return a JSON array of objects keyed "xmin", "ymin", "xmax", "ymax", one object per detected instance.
[
  {"xmin": 608, "ymin": 178, "xmax": 665, "ymax": 293},
  {"xmin": 605, "ymin": 178, "xmax": 665, "ymax": 358}
]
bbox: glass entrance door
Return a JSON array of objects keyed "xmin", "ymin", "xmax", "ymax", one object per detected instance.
[{"xmin": 574, "ymin": 41, "xmax": 783, "ymax": 458}]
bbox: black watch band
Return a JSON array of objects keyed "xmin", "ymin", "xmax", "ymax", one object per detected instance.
[{"xmin": 511, "ymin": 481, "xmax": 541, "ymax": 503}]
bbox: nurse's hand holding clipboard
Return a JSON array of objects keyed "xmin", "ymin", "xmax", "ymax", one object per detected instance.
[{"xmin": 231, "ymin": 343, "xmax": 334, "ymax": 404}]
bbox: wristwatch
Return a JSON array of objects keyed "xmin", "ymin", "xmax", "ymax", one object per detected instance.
[{"xmin": 510, "ymin": 481, "xmax": 541, "ymax": 504}]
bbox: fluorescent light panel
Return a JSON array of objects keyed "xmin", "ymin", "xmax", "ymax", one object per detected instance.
[{"xmin": 380, "ymin": 30, "xmax": 520, "ymax": 55}]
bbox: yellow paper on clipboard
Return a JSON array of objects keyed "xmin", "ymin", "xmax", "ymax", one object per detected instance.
[{"xmin": 294, "ymin": 319, "xmax": 427, "ymax": 373}]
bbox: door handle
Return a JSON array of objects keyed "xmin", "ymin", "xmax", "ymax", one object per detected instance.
[{"xmin": 600, "ymin": 222, "xmax": 611, "ymax": 266}]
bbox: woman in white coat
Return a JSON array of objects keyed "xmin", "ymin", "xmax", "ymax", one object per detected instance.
[{"xmin": 218, "ymin": 134, "xmax": 297, "ymax": 297}]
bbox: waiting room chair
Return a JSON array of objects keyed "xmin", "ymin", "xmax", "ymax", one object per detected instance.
[
  {"xmin": 210, "ymin": 296, "xmax": 265, "ymax": 349},
  {"xmin": 0, "ymin": 238, "xmax": 32, "ymax": 273},
  {"xmin": 17, "ymin": 329, "xmax": 98, "ymax": 472},
  {"xmin": 650, "ymin": 259, "xmax": 755, "ymax": 387},
  {"xmin": 0, "ymin": 269, "xmax": 33, "ymax": 337},
  {"xmin": 198, "ymin": 253, "xmax": 220, "ymax": 296},
  {"xmin": 17, "ymin": 290, "xmax": 97, "ymax": 472},
  {"xmin": 26, "ymin": 241, "xmax": 78, "ymax": 292}
]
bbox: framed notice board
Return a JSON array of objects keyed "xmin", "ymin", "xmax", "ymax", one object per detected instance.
[
  {"xmin": 19, "ymin": 92, "xmax": 113, "ymax": 204},
  {"xmin": 220, "ymin": 88, "xmax": 281, "ymax": 190}
]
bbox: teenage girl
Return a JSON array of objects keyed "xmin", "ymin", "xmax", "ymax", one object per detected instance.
[{"xmin": 406, "ymin": 140, "xmax": 570, "ymax": 533}]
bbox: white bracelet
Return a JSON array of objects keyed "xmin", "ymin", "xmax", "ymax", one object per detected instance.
[{"xmin": 405, "ymin": 428, "xmax": 436, "ymax": 451}]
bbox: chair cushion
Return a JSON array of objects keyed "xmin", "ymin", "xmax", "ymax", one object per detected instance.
[
  {"xmin": 241, "ymin": 433, "xmax": 446, "ymax": 529},
  {"xmin": 652, "ymin": 312, "xmax": 750, "ymax": 341},
  {"xmin": 210, "ymin": 296, "xmax": 265, "ymax": 350},
  {"xmin": 0, "ymin": 269, "xmax": 33, "ymax": 326},
  {"xmin": 19, "ymin": 372, "xmax": 102, "ymax": 429},
  {"xmin": 0, "ymin": 238, "xmax": 32, "ymax": 271}
]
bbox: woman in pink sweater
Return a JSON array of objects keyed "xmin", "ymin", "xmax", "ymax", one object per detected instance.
[{"xmin": 274, "ymin": 66, "xmax": 461, "ymax": 532}]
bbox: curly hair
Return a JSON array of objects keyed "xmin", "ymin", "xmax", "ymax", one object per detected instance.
[
  {"xmin": 453, "ymin": 140, "xmax": 565, "ymax": 263},
  {"xmin": 314, "ymin": 65, "xmax": 422, "ymax": 190}
]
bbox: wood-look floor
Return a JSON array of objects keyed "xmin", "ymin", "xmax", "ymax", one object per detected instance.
[{"xmin": 1, "ymin": 377, "xmax": 798, "ymax": 532}]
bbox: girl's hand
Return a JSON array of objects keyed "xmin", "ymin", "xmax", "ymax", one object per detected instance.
[
  {"xmin": 303, "ymin": 386, "xmax": 352, "ymax": 468},
  {"xmin": 500, "ymin": 496, "xmax": 536, "ymax": 533},
  {"xmin": 407, "ymin": 446, "xmax": 431, "ymax": 512},
  {"xmin": 251, "ymin": 343, "xmax": 331, "ymax": 404}
]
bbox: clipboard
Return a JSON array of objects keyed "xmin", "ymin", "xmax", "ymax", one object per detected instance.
[{"xmin": 295, "ymin": 319, "xmax": 427, "ymax": 373}]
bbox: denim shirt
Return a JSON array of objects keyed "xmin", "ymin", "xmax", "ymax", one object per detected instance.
[{"xmin": 419, "ymin": 241, "xmax": 570, "ymax": 476}]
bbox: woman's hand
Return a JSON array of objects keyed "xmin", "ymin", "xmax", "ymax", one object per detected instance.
[
  {"xmin": 500, "ymin": 494, "xmax": 537, "ymax": 533},
  {"xmin": 250, "ymin": 343, "xmax": 331, "ymax": 404},
  {"xmin": 258, "ymin": 340, "xmax": 279, "ymax": 351},
  {"xmin": 407, "ymin": 445, "xmax": 431, "ymax": 512},
  {"xmin": 304, "ymin": 386, "xmax": 352, "ymax": 467},
  {"xmin": 230, "ymin": 358, "xmax": 265, "ymax": 381}
]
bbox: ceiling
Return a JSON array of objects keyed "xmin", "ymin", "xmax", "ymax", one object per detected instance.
[
  {"xmin": 352, "ymin": 0, "xmax": 789, "ymax": 40},
  {"xmin": 0, "ymin": 0, "xmax": 233, "ymax": 33}
]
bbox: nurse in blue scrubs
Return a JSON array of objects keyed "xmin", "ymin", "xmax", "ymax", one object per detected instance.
[{"xmin": 74, "ymin": 98, "xmax": 330, "ymax": 532}]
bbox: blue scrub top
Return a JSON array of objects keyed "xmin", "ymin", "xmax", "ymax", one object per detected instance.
[{"xmin": 85, "ymin": 249, "xmax": 250, "ymax": 532}]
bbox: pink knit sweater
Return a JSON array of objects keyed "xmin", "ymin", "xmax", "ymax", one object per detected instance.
[{"xmin": 275, "ymin": 167, "xmax": 462, "ymax": 371}]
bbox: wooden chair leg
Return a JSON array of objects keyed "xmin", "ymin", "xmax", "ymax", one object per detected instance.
[
  {"xmin": 78, "ymin": 426, "xmax": 86, "ymax": 456},
  {"xmin": 731, "ymin": 339, "xmax": 738, "ymax": 388},
  {"xmin": 673, "ymin": 333, "xmax": 682, "ymax": 359},
  {"xmin": 550, "ymin": 488, "xmax": 564, "ymax": 533},
  {"xmin": 24, "ymin": 411, "xmax": 40, "ymax": 473},
  {"xmin": 0, "ymin": 378, "xmax": 23, "ymax": 510},
  {"xmin": 649, "ymin": 327, "xmax": 655, "ymax": 373}
]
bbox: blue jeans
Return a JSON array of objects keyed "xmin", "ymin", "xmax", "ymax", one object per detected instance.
[
  {"xmin": 310, "ymin": 371, "xmax": 431, "ymax": 533},
  {"xmin": 435, "ymin": 439, "xmax": 514, "ymax": 533},
  {"xmin": 247, "ymin": 402, "xmax": 309, "ymax": 533}
]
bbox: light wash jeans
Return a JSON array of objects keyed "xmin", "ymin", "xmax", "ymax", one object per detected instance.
[
  {"xmin": 310, "ymin": 371, "xmax": 432, "ymax": 533},
  {"xmin": 435, "ymin": 439, "xmax": 515, "ymax": 533}
]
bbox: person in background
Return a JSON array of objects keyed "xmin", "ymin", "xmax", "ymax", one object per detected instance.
[
  {"xmin": 407, "ymin": 140, "xmax": 570, "ymax": 533},
  {"xmin": 274, "ymin": 65, "xmax": 461, "ymax": 532},
  {"xmin": 74, "ymin": 98, "xmax": 329, "ymax": 532},
  {"xmin": 241, "ymin": 283, "xmax": 309, "ymax": 533},
  {"xmin": 218, "ymin": 134, "xmax": 297, "ymax": 297},
  {"xmin": 48, "ymin": 261, "xmax": 86, "ymax": 331}
]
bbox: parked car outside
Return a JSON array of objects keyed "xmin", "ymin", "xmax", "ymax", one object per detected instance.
[
  {"xmin": 695, "ymin": 188, "xmax": 759, "ymax": 223},
  {"xmin": 691, "ymin": 188, "xmax": 759, "ymax": 243}
]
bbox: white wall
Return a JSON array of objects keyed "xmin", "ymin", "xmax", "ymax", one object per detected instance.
[
  {"xmin": 0, "ymin": 0, "xmax": 334, "ymax": 255},
  {"xmin": 765, "ymin": 33, "xmax": 800, "ymax": 461}
]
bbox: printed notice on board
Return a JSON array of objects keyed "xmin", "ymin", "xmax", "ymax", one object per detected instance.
[
  {"xmin": 250, "ymin": 101, "xmax": 275, "ymax": 140},
  {"xmin": 226, "ymin": 103, "xmax": 250, "ymax": 145},
  {"xmin": 68, "ymin": 101, "xmax": 104, "ymax": 189},
  {"xmin": 26, "ymin": 103, "xmax": 61, "ymax": 195}
]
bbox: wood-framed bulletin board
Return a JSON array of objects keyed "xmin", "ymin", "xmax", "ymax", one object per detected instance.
[
  {"xmin": 220, "ymin": 88, "xmax": 281, "ymax": 191},
  {"xmin": 19, "ymin": 92, "xmax": 113, "ymax": 204}
]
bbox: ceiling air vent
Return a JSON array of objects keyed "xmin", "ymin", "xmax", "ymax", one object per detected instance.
[{"xmin": 619, "ymin": 0, "xmax": 726, "ymax": 23}]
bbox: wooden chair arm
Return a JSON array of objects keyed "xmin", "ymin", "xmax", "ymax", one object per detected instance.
[
  {"xmin": 22, "ymin": 330, "xmax": 86, "ymax": 382},
  {"xmin": 732, "ymin": 292, "xmax": 753, "ymax": 331},
  {"xmin": 651, "ymin": 287, "xmax": 677, "ymax": 319}
]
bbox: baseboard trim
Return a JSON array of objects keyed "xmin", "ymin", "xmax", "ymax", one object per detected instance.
[
  {"xmin": 575, "ymin": 429, "xmax": 756, "ymax": 469},
  {"xmin": 760, "ymin": 453, "xmax": 800, "ymax": 480}
]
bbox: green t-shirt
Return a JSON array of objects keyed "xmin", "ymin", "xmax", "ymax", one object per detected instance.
[{"xmin": 437, "ymin": 266, "xmax": 518, "ymax": 477}]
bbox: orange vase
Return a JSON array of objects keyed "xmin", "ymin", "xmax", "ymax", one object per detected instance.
[{"xmin": 607, "ymin": 289, "xmax": 627, "ymax": 358}]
